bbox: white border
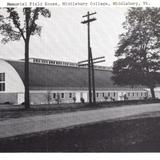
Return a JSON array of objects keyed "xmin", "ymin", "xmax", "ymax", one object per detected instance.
[
  {"xmin": 1, "ymin": 153, "xmax": 160, "ymax": 160},
  {"xmin": 1, "ymin": 0, "xmax": 160, "ymax": 159},
  {"xmin": 0, "ymin": 0, "xmax": 160, "ymax": 7}
]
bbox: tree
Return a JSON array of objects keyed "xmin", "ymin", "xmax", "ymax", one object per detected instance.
[
  {"xmin": 46, "ymin": 90, "xmax": 52, "ymax": 104},
  {"xmin": 55, "ymin": 93, "xmax": 61, "ymax": 104},
  {"xmin": 0, "ymin": 8, "xmax": 51, "ymax": 108},
  {"xmin": 73, "ymin": 96, "xmax": 76, "ymax": 103},
  {"xmin": 112, "ymin": 7, "xmax": 160, "ymax": 99}
]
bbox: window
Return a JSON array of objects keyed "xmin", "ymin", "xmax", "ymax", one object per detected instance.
[
  {"xmin": 132, "ymin": 92, "xmax": 134, "ymax": 96},
  {"xmin": 0, "ymin": 73, "xmax": 5, "ymax": 91},
  {"xmin": 137, "ymin": 92, "xmax": 139, "ymax": 96},
  {"xmin": 96, "ymin": 93, "xmax": 99, "ymax": 97},
  {"xmin": 0, "ymin": 73, "xmax": 5, "ymax": 81},
  {"xmin": 113, "ymin": 92, "xmax": 116, "ymax": 97},
  {"xmin": 0, "ymin": 83, "xmax": 5, "ymax": 91},
  {"xmin": 145, "ymin": 92, "xmax": 148, "ymax": 97},
  {"xmin": 141, "ymin": 92, "xmax": 143, "ymax": 96},
  {"xmin": 53, "ymin": 93, "xmax": 56, "ymax": 99},
  {"xmin": 61, "ymin": 93, "xmax": 64, "ymax": 98},
  {"xmin": 69, "ymin": 93, "xmax": 72, "ymax": 98},
  {"xmin": 108, "ymin": 92, "xmax": 110, "ymax": 97},
  {"xmin": 102, "ymin": 93, "xmax": 105, "ymax": 97},
  {"xmin": 49, "ymin": 61, "xmax": 54, "ymax": 64},
  {"xmin": 128, "ymin": 92, "xmax": 130, "ymax": 96}
]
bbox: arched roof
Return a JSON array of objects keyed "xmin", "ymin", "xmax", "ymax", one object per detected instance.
[{"xmin": 6, "ymin": 60, "xmax": 144, "ymax": 91}]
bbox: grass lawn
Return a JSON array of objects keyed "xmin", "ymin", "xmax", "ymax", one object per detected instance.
[
  {"xmin": 1, "ymin": 113, "xmax": 160, "ymax": 152},
  {"xmin": 0, "ymin": 99, "xmax": 160, "ymax": 121}
]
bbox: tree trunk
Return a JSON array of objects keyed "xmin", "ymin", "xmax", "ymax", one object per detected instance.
[
  {"xmin": 150, "ymin": 87, "xmax": 156, "ymax": 100},
  {"xmin": 24, "ymin": 38, "xmax": 30, "ymax": 109}
]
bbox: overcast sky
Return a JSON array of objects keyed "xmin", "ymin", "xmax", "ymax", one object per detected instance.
[{"xmin": 0, "ymin": 7, "xmax": 128, "ymax": 66}]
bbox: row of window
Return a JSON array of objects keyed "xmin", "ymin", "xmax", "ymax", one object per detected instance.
[
  {"xmin": 32, "ymin": 59, "xmax": 110, "ymax": 70},
  {"xmin": 33, "ymin": 59, "xmax": 78, "ymax": 67},
  {"xmin": 96, "ymin": 92, "xmax": 116, "ymax": 98},
  {"xmin": 127, "ymin": 92, "xmax": 147, "ymax": 97},
  {"xmin": 51, "ymin": 92, "xmax": 147, "ymax": 99},
  {"xmin": 53, "ymin": 92, "xmax": 74, "ymax": 99},
  {"xmin": 52, "ymin": 92, "xmax": 116, "ymax": 99},
  {"xmin": 96, "ymin": 92, "xmax": 147, "ymax": 98}
]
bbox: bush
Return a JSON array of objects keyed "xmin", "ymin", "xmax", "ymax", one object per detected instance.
[
  {"xmin": 21, "ymin": 102, "xmax": 25, "ymax": 105},
  {"xmin": 4, "ymin": 101, "xmax": 11, "ymax": 104}
]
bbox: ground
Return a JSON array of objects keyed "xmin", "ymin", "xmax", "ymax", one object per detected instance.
[
  {"xmin": 1, "ymin": 112, "xmax": 160, "ymax": 152},
  {"xmin": 0, "ymin": 99, "xmax": 160, "ymax": 121},
  {"xmin": 1, "ymin": 102, "xmax": 160, "ymax": 152}
]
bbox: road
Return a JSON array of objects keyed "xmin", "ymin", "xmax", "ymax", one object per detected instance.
[{"xmin": 0, "ymin": 103, "xmax": 160, "ymax": 139}]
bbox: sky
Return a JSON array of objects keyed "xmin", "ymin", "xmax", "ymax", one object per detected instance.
[{"xmin": 0, "ymin": 7, "xmax": 128, "ymax": 66}]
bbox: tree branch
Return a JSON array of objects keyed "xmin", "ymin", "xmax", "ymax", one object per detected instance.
[
  {"xmin": 29, "ymin": 8, "xmax": 39, "ymax": 36},
  {"xmin": 18, "ymin": 27, "xmax": 26, "ymax": 41},
  {"xmin": 7, "ymin": 8, "xmax": 26, "ymax": 41}
]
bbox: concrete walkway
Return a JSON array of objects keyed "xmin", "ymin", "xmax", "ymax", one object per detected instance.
[{"xmin": 0, "ymin": 103, "xmax": 160, "ymax": 139}]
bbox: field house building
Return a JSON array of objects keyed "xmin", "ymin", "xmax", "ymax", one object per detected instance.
[{"xmin": 0, "ymin": 58, "xmax": 152, "ymax": 105}]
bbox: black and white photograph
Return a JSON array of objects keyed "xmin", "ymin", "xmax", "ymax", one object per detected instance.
[{"xmin": 0, "ymin": 0, "xmax": 160, "ymax": 155}]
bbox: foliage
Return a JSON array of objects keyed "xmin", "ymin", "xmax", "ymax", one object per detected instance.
[
  {"xmin": 112, "ymin": 8, "xmax": 160, "ymax": 98},
  {"xmin": 0, "ymin": 8, "xmax": 51, "ymax": 43},
  {"xmin": 0, "ymin": 8, "xmax": 51, "ymax": 108}
]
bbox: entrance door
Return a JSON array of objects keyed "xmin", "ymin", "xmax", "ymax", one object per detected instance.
[
  {"xmin": 17, "ymin": 93, "xmax": 24, "ymax": 104},
  {"xmin": 83, "ymin": 92, "xmax": 88, "ymax": 102},
  {"xmin": 75, "ymin": 92, "xmax": 81, "ymax": 103}
]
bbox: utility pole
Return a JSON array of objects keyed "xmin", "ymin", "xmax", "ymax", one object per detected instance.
[
  {"xmin": 81, "ymin": 11, "xmax": 97, "ymax": 104},
  {"xmin": 90, "ymin": 47, "xmax": 96, "ymax": 103},
  {"xmin": 78, "ymin": 55, "xmax": 105, "ymax": 104}
]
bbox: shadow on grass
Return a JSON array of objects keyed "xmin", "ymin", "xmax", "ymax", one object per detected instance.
[{"xmin": 1, "ymin": 116, "xmax": 160, "ymax": 152}]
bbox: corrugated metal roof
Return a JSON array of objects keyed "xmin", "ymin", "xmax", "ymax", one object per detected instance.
[{"xmin": 6, "ymin": 60, "xmax": 145, "ymax": 91}]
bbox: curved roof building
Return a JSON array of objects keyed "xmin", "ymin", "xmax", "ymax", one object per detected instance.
[
  {"xmin": 0, "ymin": 58, "xmax": 147, "ymax": 104},
  {"xmin": 7, "ymin": 59, "xmax": 114, "ymax": 91}
]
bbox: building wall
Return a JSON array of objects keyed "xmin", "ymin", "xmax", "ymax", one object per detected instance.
[
  {"xmin": 95, "ymin": 91, "xmax": 118, "ymax": 102},
  {"xmin": 145, "ymin": 87, "xmax": 160, "ymax": 99},
  {"xmin": 0, "ymin": 93, "xmax": 18, "ymax": 104},
  {"xmin": 17, "ymin": 93, "xmax": 24, "ymax": 104},
  {"xmin": 0, "ymin": 60, "xmax": 24, "ymax": 93},
  {"xmin": 125, "ymin": 91, "xmax": 147, "ymax": 100},
  {"xmin": 0, "ymin": 89, "xmax": 148, "ymax": 105},
  {"xmin": 95, "ymin": 91, "xmax": 147, "ymax": 102},
  {"xmin": 0, "ymin": 59, "xmax": 149, "ymax": 105},
  {"xmin": 29, "ymin": 90, "xmax": 148, "ymax": 105},
  {"xmin": 30, "ymin": 90, "xmax": 88, "ymax": 104}
]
